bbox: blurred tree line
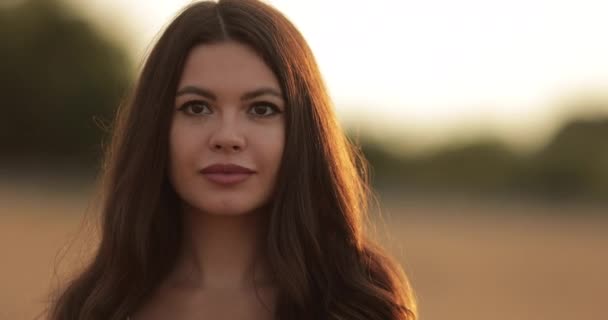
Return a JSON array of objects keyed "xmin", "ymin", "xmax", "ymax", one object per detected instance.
[
  {"xmin": 0, "ymin": 0, "xmax": 131, "ymax": 168},
  {"xmin": 358, "ymin": 117, "xmax": 608, "ymax": 203},
  {"xmin": 1, "ymin": 0, "xmax": 607, "ymax": 203}
]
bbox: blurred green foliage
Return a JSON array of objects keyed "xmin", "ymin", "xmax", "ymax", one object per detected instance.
[
  {"xmin": 357, "ymin": 116, "xmax": 608, "ymax": 203},
  {"xmin": 0, "ymin": 0, "xmax": 131, "ymax": 167},
  {"xmin": 520, "ymin": 119, "xmax": 608, "ymax": 200}
]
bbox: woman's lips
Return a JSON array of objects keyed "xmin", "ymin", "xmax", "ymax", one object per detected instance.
[{"xmin": 202, "ymin": 172, "xmax": 253, "ymax": 185}]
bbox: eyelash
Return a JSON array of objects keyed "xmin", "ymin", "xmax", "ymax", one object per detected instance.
[{"xmin": 177, "ymin": 101, "xmax": 282, "ymax": 117}]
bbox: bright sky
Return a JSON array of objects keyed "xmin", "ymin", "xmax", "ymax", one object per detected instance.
[{"xmin": 65, "ymin": 0, "xmax": 608, "ymax": 153}]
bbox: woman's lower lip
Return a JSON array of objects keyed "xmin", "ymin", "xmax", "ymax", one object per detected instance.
[{"xmin": 202, "ymin": 173, "xmax": 253, "ymax": 185}]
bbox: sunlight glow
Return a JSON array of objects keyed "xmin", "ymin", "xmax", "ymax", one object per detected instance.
[{"xmin": 65, "ymin": 0, "xmax": 608, "ymax": 152}]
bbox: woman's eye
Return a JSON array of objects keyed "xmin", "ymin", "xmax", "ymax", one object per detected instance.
[
  {"xmin": 178, "ymin": 101, "xmax": 211, "ymax": 115},
  {"xmin": 249, "ymin": 103, "xmax": 280, "ymax": 117}
]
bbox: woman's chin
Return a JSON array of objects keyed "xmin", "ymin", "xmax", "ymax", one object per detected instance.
[
  {"xmin": 207, "ymin": 208, "xmax": 255, "ymax": 216},
  {"xmin": 180, "ymin": 195, "xmax": 269, "ymax": 217},
  {"xmin": 194, "ymin": 202, "xmax": 260, "ymax": 217}
]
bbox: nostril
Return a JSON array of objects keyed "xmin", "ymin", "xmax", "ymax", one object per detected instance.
[{"xmin": 213, "ymin": 144, "xmax": 241, "ymax": 151}]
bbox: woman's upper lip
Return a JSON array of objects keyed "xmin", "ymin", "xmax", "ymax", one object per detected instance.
[{"xmin": 200, "ymin": 163, "xmax": 256, "ymax": 174}]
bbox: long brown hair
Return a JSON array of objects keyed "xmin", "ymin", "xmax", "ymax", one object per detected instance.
[{"xmin": 48, "ymin": 1, "xmax": 417, "ymax": 319}]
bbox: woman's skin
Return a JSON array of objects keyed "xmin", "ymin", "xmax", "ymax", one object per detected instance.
[{"xmin": 133, "ymin": 41, "xmax": 285, "ymax": 320}]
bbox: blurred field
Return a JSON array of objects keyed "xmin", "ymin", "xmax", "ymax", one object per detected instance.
[{"xmin": 1, "ymin": 181, "xmax": 607, "ymax": 320}]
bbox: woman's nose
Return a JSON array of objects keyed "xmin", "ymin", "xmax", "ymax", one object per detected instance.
[{"xmin": 208, "ymin": 115, "xmax": 246, "ymax": 153}]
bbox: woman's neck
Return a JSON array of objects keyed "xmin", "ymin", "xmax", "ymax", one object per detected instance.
[{"xmin": 169, "ymin": 204, "xmax": 273, "ymax": 291}]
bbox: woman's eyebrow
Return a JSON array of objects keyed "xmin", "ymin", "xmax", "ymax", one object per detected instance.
[
  {"xmin": 175, "ymin": 86, "xmax": 283, "ymax": 101},
  {"xmin": 176, "ymin": 86, "xmax": 217, "ymax": 100},
  {"xmin": 240, "ymin": 88, "xmax": 283, "ymax": 101}
]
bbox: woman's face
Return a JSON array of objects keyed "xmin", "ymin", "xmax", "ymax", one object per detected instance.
[{"xmin": 169, "ymin": 41, "xmax": 285, "ymax": 216}]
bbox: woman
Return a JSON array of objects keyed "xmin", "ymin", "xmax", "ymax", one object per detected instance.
[{"xmin": 49, "ymin": 0, "xmax": 417, "ymax": 319}]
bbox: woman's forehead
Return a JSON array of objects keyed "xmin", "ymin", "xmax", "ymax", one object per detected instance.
[{"xmin": 177, "ymin": 41, "xmax": 282, "ymax": 96}]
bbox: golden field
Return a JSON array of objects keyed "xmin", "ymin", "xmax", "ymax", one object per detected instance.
[{"xmin": 1, "ymin": 181, "xmax": 607, "ymax": 320}]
